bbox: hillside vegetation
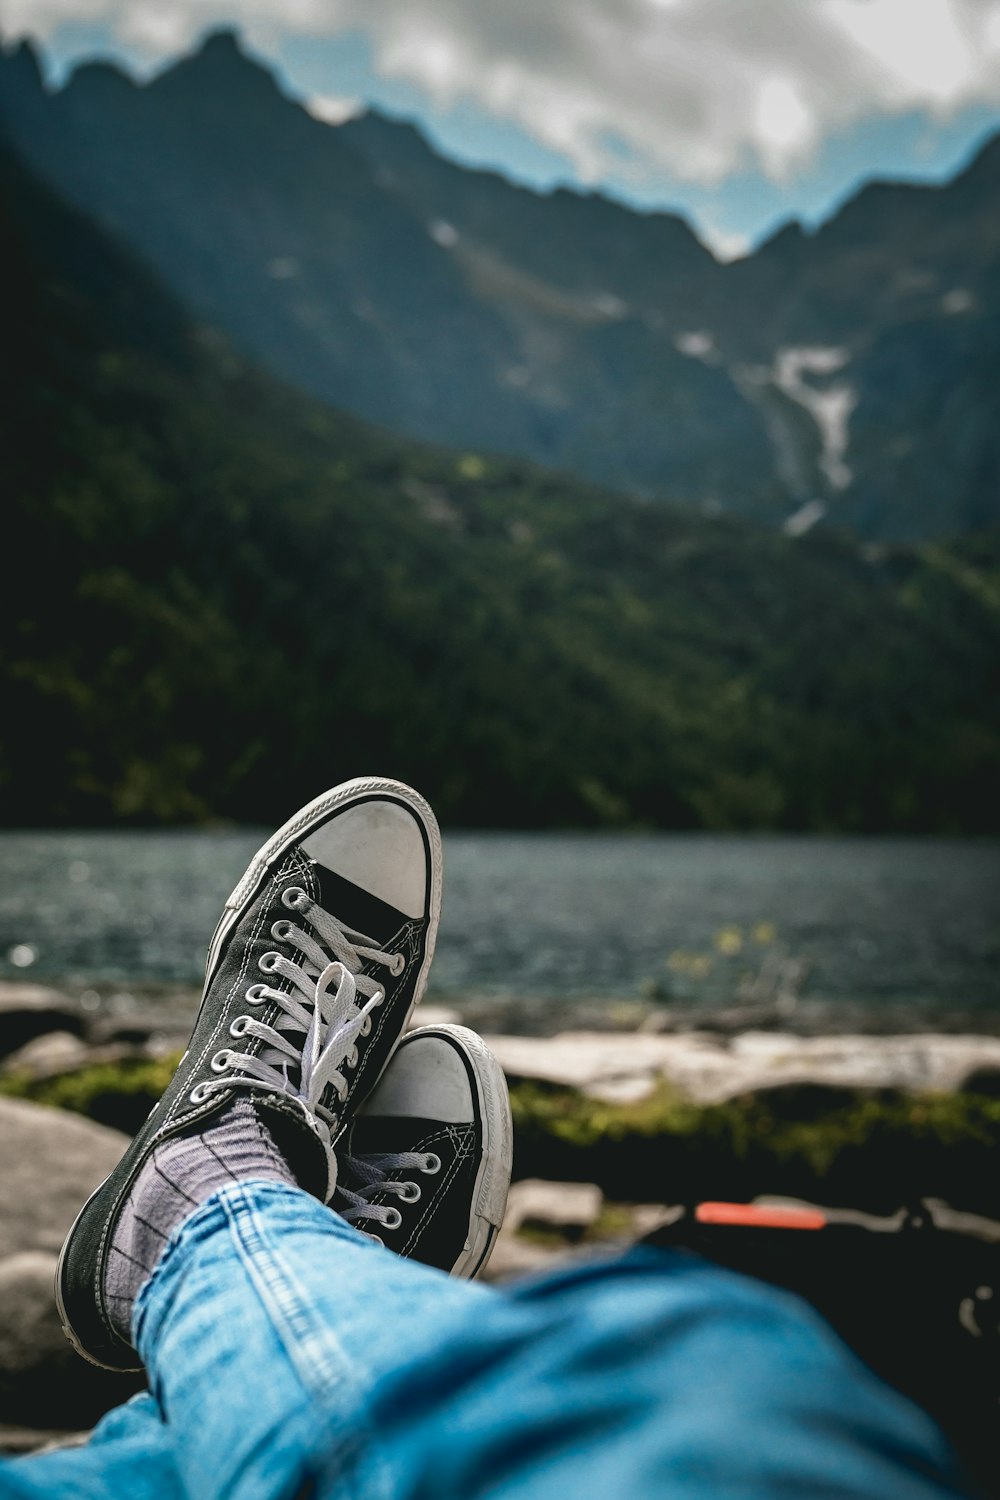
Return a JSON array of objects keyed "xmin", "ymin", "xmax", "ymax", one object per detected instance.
[{"xmin": 2, "ymin": 137, "xmax": 999, "ymax": 830}]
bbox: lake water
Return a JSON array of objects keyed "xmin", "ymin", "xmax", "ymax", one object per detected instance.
[{"xmin": 0, "ymin": 831, "xmax": 996, "ymax": 1032}]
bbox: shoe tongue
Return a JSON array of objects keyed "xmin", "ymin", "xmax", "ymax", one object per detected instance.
[{"xmin": 304, "ymin": 860, "xmax": 409, "ymax": 947}]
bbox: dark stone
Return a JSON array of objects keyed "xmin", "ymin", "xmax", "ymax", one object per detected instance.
[
  {"xmin": 0, "ymin": 985, "xmax": 84, "ymax": 1061},
  {"xmin": 960, "ymin": 1069, "xmax": 1000, "ymax": 1099},
  {"xmin": 0, "ymin": 1253, "xmax": 142, "ymax": 1429}
]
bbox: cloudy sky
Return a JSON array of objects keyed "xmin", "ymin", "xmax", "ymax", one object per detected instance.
[{"xmin": 6, "ymin": 0, "xmax": 1000, "ymax": 256}]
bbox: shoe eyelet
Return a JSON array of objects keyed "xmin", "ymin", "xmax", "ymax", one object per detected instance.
[
  {"xmin": 271, "ymin": 919, "xmax": 294, "ymax": 942},
  {"xmin": 365, "ymin": 1232, "xmax": 384, "ymax": 1247},
  {"xmin": 210, "ymin": 1050, "xmax": 231, "ymax": 1073},
  {"xmin": 421, "ymin": 1153, "xmax": 442, "ymax": 1176},
  {"xmin": 230, "ymin": 1016, "xmax": 252, "ymax": 1038},
  {"xmin": 345, "ymin": 1046, "xmax": 359, "ymax": 1070},
  {"xmin": 383, "ymin": 1208, "xmax": 403, "ymax": 1231},
  {"xmin": 245, "ymin": 983, "xmax": 268, "ymax": 1004},
  {"xmin": 190, "ymin": 1082, "xmax": 210, "ymax": 1105},
  {"xmin": 388, "ymin": 953, "xmax": 405, "ymax": 977},
  {"xmin": 281, "ymin": 886, "xmax": 307, "ymax": 910},
  {"xmin": 259, "ymin": 951, "xmax": 281, "ymax": 974},
  {"xmin": 359, "ymin": 1016, "xmax": 372, "ymax": 1038},
  {"xmin": 398, "ymin": 1181, "xmax": 421, "ymax": 1204}
]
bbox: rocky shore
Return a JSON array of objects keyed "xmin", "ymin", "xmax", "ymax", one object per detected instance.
[{"xmin": 4, "ymin": 978, "xmax": 1000, "ymax": 1452}]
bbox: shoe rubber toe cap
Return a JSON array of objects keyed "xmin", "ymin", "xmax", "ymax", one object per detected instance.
[
  {"xmin": 301, "ymin": 799, "xmax": 428, "ymax": 919},
  {"xmin": 363, "ymin": 1034, "xmax": 474, "ymax": 1124}
]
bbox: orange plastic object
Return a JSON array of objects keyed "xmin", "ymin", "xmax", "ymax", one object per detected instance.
[{"xmin": 695, "ymin": 1202, "xmax": 827, "ymax": 1230}]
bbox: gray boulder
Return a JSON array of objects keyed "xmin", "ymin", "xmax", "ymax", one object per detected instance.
[
  {"xmin": 0, "ymin": 1098, "xmax": 143, "ymax": 1429},
  {"xmin": 486, "ymin": 1029, "xmax": 1000, "ymax": 1106},
  {"xmin": 1, "ymin": 1030, "xmax": 93, "ymax": 1080},
  {"xmin": 0, "ymin": 1252, "xmax": 140, "ymax": 1429},
  {"xmin": 505, "ymin": 1179, "xmax": 603, "ymax": 1237},
  {"xmin": 0, "ymin": 1097, "xmax": 128, "ymax": 1259}
]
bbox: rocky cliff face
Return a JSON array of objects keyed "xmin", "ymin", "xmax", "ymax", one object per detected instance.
[{"xmin": 3, "ymin": 30, "xmax": 998, "ymax": 541}]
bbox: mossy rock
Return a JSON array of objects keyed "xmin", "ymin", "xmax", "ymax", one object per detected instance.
[
  {"xmin": 5, "ymin": 1056, "xmax": 1000, "ymax": 1217},
  {"xmin": 0, "ymin": 1054, "xmax": 181, "ymax": 1134},
  {"xmin": 509, "ymin": 1079, "xmax": 1000, "ymax": 1216}
]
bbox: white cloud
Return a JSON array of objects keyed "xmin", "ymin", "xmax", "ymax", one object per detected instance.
[
  {"xmin": 7, "ymin": 0, "xmax": 1000, "ymax": 187},
  {"xmin": 823, "ymin": 0, "xmax": 977, "ymax": 104},
  {"xmin": 754, "ymin": 77, "xmax": 816, "ymax": 178}
]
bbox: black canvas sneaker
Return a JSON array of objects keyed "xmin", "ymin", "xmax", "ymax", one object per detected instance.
[
  {"xmin": 335, "ymin": 1024, "xmax": 512, "ymax": 1278},
  {"xmin": 56, "ymin": 776, "xmax": 442, "ymax": 1371}
]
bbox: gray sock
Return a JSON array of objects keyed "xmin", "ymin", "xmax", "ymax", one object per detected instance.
[{"xmin": 104, "ymin": 1096, "xmax": 295, "ymax": 1341}]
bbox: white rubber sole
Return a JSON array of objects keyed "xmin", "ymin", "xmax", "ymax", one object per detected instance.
[
  {"xmin": 55, "ymin": 1185, "xmax": 140, "ymax": 1372},
  {"xmin": 428, "ymin": 1024, "xmax": 514, "ymax": 1280}
]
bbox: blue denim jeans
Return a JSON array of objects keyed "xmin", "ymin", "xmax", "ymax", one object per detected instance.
[{"xmin": 3, "ymin": 1181, "xmax": 973, "ymax": 1500}]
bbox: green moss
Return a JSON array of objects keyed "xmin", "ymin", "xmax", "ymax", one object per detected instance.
[
  {"xmin": 514, "ymin": 1223, "xmax": 574, "ymax": 1249},
  {"xmin": 586, "ymin": 1202, "xmax": 638, "ymax": 1241},
  {"xmin": 0, "ymin": 1052, "xmax": 182, "ymax": 1132},
  {"xmin": 510, "ymin": 1078, "xmax": 706, "ymax": 1147},
  {"xmin": 509, "ymin": 1078, "xmax": 1000, "ymax": 1208},
  {"xmin": 6, "ymin": 1059, "xmax": 1000, "ymax": 1214}
]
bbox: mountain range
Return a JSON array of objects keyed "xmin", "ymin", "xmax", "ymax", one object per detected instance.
[
  {"xmin": 2, "ymin": 29, "xmax": 998, "ymax": 543},
  {"xmin": 2, "ymin": 104, "xmax": 999, "ymax": 831}
]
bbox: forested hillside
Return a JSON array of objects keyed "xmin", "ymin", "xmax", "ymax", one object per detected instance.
[{"xmin": 2, "ymin": 135, "xmax": 999, "ymax": 830}]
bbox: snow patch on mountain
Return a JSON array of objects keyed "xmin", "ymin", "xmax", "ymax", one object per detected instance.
[
  {"xmin": 773, "ymin": 346, "xmax": 857, "ymax": 491},
  {"xmin": 674, "ymin": 330, "xmax": 717, "ymax": 362},
  {"xmin": 429, "ymin": 219, "xmax": 459, "ymax": 248},
  {"xmin": 783, "ymin": 499, "xmax": 827, "ymax": 537},
  {"xmin": 590, "ymin": 292, "xmax": 628, "ymax": 319},
  {"xmin": 942, "ymin": 287, "xmax": 975, "ymax": 315},
  {"xmin": 266, "ymin": 256, "xmax": 299, "ymax": 279}
]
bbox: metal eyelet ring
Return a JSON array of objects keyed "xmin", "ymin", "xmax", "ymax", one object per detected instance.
[
  {"xmin": 245, "ymin": 983, "xmax": 268, "ymax": 1004},
  {"xmin": 210, "ymin": 1050, "xmax": 230, "ymax": 1074},
  {"xmin": 190, "ymin": 1082, "xmax": 210, "ymax": 1105},
  {"xmin": 397, "ymin": 1181, "xmax": 421, "ymax": 1204},
  {"xmin": 271, "ymin": 919, "xmax": 293, "ymax": 942},
  {"xmin": 258, "ymin": 951, "xmax": 281, "ymax": 974},
  {"xmin": 359, "ymin": 1016, "xmax": 372, "ymax": 1038},
  {"xmin": 366, "ymin": 1232, "xmax": 384, "ymax": 1247},
  {"xmin": 345, "ymin": 1046, "xmax": 359, "ymax": 1070},
  {"xmin": 388, "ymin": 953, "xmax": 405, "ymax": 977},
  {"xmin": 421, "ymin": 1153, "xmax": 442, "ymax": 1175},
  {"xmin": 230, "ymin": 1016, "xmax": 252, "ymax": 1039},
  {"xmin": 383, "ymin": 1208, "xmax": 403, "ymax": 1231},
  {"xmin": 281, "ymin": 886, "xmax": 307, "ymax": 910}
]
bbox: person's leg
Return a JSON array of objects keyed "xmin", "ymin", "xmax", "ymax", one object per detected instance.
[
  {"xmin": 24, "ymin": 775, "xmax": 972, "ymax": 1500},
  {"xmin": 2, "ymin": 1021, "xmax": 509, "ymax": 1500},
  {"xmin": 1, "ymin": 1393, "xmax": 181, "ymax": 1500},
  {"xmin": 80, "ymin": 1179, "xmax": 970, "ymax": 1500}
]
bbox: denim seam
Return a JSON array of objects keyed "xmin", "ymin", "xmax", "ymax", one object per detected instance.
[
  {"xmin": 221, "ymin": 1185, "xmax": 392, "ymax": 1500},
  {"xmin": 132, "ymin": 1182, "xmax": 357, "ymax": 1352}
]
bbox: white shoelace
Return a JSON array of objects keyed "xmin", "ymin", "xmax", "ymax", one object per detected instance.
[
  {"xmin": 336, "ymin": 1149, "xmax": 442, "ymax": 1236},
  {"xmin": 190, "ymin": 884, "xmax": 404, "ymax": 1188}
]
